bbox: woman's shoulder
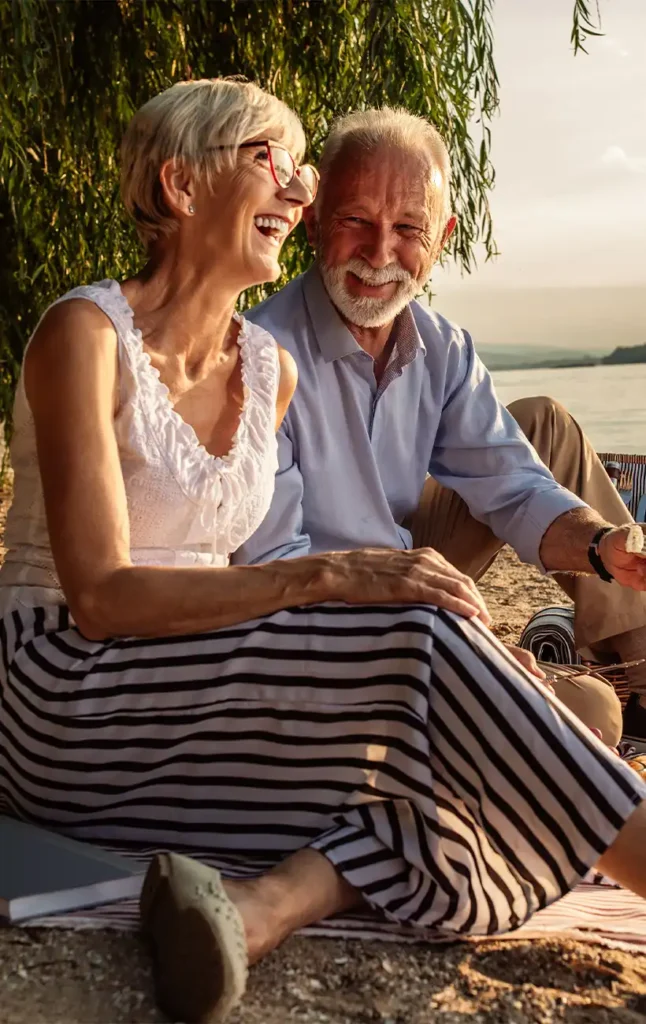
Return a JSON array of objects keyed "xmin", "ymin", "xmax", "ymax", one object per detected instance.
[
  {"xmin": 238, "ymin": 313, "xmax": 297, "ymax": 377},
  {"xmin": 238, "ymin": 312, "xmax": 278, "ymax": 348},
  {"xmin": 275, "ymin": 345, "xmax": 298, "ymax": 424},
  {"xmin": 25, "ymin": 282, "xmax": 125, "ymax": 376},
  {"xmin": 43, "ymin": 279, "xmax": 133, "ymax": 337}
]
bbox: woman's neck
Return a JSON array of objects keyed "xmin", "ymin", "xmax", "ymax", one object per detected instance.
[{"xmin": 122, "ymin": 246, "xmax": 242, "ymax": 371}]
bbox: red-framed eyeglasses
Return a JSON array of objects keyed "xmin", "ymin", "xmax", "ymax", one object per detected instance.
[{"xmin": 232, "ymin": 140, "xmax": 319, "ymax": 199}]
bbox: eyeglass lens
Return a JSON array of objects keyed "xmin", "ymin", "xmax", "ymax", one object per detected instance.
[{"xmin": 269, "ymin": 145, "xmax": 318, "ymax": 197}]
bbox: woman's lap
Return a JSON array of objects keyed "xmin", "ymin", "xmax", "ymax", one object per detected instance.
[{"xmin": 0, "ymin": 599, "xmax": 643, "ymax": 937}]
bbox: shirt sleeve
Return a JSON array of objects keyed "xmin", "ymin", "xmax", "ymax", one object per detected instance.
[
  {"xmin": 429, "ymin": 329, "xmax": 588, "ymax": 569},
  {"xmin": 231, "ymin": 423, "xmax": 312, "ymax": 565}
]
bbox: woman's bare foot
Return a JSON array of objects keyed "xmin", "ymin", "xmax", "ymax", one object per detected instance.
[{"xmin": 223, "ymin": 848, "xmax": 361, "ymax": 963}]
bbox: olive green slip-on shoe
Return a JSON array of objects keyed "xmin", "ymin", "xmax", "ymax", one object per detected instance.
[{"xmin": 140, "ymin": 851, "xmax": 248, "ymax": 1023}]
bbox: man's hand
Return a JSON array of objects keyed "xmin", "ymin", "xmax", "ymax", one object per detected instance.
[{"xmin": 599, "ymin": 525, "xmax": 646, "ymax": 590}]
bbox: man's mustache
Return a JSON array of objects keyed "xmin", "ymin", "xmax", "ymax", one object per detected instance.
[{"xmin": 342, "ymin": 258, "xmax": 414, "ymax": 288}]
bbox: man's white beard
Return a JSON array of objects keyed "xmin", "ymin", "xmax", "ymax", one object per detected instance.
[{"xmin": 320, "ymin": 257, "xmax": 421, "ymax": 328}]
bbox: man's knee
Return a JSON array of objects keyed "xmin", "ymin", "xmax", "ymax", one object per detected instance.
[
  {"xmin": 507, "ymin": 395, "xmax": 571, "ymax": 438},
  {"xmin": 549, "ymin": 669, "xmax": 623, "ymax": 747}
]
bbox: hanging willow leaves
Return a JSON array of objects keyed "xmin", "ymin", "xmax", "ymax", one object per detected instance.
[{"xmin": 0, "ymin": 0, "xmax": 601, "ymax": 441}]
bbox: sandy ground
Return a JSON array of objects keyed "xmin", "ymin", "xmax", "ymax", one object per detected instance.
[{"xmin": 1, "ymin": 487, "xmax": 645, "ymax": 1024}]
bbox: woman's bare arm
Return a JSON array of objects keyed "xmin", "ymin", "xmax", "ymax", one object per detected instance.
[
  {"xmin": 275, "ymin": 345, "xmax": 297, "ymax": 429},
  {"xmin": 24, "ymin": 301, "xmax": 492, "ymax": 641},
  {"xmin": 23, "ymin": 302, "xmax": 327, "ymax": 640}
]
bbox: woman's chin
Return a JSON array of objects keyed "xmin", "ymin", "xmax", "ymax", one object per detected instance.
[{"xmin": 245, "ymin": 255, "xmax": 283, "ymax": 288}]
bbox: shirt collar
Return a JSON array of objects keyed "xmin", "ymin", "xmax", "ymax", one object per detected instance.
[
  {"xmin": 388, "ymin": 303, "xmax": 426, "ymax": 359},
  {"xmin": 302, "ymin": 264, "xmax": 360, "ymax": 363},
  {"xmin": 302, "ymin": 263, "xmax": 426, "ymax": 363}
]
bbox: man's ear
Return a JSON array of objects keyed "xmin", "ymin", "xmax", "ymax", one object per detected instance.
[{"xmin": 302, "ymin": 204, "xmax": 318, "ymax": 247}]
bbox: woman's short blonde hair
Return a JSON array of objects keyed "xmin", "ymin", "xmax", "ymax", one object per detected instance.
[{"xmin": 121, "ymin": 78, "xmax": 306, "ymax": 245}]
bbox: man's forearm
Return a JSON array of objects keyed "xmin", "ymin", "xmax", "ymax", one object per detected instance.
[{"xmin": 538, "ymin": 506, "xmax": 610, "ymax": 574}]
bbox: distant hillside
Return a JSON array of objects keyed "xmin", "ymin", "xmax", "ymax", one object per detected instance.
[
  {"xmin": 603, "ymin": 344, "xmax": 646, "ymax": 365},
  {"xmin": 477, "ymin": 341, "xmax": 646, "ymax": 372},
  {"xmin": 477, "ymin": 346, "xmax": 599, "ymax": 371},
  {"xmin": 433, "ymin": 285, "xmax": 644, "ymax": 353}
]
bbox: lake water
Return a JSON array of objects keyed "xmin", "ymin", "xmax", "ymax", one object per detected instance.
[{"xmin": 491, "ymin": 362, "xmax": 646, "ymax": 455}]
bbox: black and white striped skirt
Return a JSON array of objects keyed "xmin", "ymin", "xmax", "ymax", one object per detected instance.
[{"xmin": 1, "ymin": 599, "xmax": 644, "ymax": 938}]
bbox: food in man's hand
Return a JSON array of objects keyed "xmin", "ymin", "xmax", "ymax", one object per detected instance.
[{"xmin": 625, "ymin": 525, "xmax": 645, "ymax": 555}]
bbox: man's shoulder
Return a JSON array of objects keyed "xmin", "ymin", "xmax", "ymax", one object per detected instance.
[
  {"xmin": 409, "ymin": 299, "xmax": 474, "ymax": 368},
  {"xmin": 410, "ymin": 298, "xmax": 466, "ymax": 347},
  {"xmin": 246, "ymin": 275, "xmax": 308, "ymax": 357}
]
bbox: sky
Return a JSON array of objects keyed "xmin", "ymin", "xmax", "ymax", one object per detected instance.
[{"xmin": 433, "ymin": 0, "xmax": 646, "ymax": 305}]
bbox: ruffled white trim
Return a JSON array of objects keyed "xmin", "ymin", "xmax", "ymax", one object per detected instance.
[{"xmin": 59, "ymin": 279, "xmax": 279, "ymax": 556}]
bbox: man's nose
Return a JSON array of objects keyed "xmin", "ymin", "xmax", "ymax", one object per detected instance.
[{"xmin": 360, "ymin": 226, "xmax": 397, "ymax": 268}]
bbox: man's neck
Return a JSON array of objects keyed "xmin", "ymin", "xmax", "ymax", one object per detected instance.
[{"xmin": 345, "ymin": 319, "xmax": 395, "ymax": 361}]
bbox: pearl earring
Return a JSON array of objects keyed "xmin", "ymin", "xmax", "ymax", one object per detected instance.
[{"xmin": 188, "ymin": 204, "xmax": 195, "ymax": 215}]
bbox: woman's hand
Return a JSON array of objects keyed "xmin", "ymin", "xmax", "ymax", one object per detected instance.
[
  {"xmin": 319, "ymin": 547, "xmax": 492, "ymax": 626},
  {"xmin": 504, "ymin": 645, "xmax": 547, "ymax": 679}
]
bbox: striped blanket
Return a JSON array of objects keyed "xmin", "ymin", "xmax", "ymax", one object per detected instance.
[{"xmin": 27, "ymin": 872, "xmax": 646, "ymax": 954}]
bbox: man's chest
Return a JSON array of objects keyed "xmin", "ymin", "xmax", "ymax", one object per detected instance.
[{"xmin": 291, "ymin": 356, "xmax": 442, "ymax": 490}]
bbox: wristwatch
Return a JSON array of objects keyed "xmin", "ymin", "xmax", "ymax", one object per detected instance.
[{"xmin": 587, "ymin": 526, "xmax": 615, "ymax": 583}]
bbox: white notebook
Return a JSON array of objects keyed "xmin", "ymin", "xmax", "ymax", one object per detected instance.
[{"xmin": 0, "ymin": 815, "xmax": 144, "ymax": 922}]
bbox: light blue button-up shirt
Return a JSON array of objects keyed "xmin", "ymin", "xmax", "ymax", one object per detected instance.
[{"xmin": 234, "ymin": 265, "xmax": 586, "ymax": 568}]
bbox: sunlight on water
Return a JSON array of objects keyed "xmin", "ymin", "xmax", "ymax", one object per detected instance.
[{"xmin": 491, "ymin": 363, "xmax": 646, "ymax": 455}]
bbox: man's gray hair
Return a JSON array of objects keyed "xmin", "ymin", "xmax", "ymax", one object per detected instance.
[{"xmin": 318, "ymin": 107, "xmax": 452, "ymax": 226}]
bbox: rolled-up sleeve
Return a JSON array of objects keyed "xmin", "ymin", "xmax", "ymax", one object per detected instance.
[
  {"xmin": 429, "ymin": 330, "xmax": 587, "ymax": 569},
  {"xmin": 232, "ymin": 423, "xmax": 312, "ymax": 565}
]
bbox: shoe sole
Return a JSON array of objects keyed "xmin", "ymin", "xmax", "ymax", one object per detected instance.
[{"xmin": 141, "ymin": 853, "xmax": 248, "ymax": 1024}]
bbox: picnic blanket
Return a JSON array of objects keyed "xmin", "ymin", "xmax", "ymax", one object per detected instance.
[{"xmin": 21, "ymin": 849, "xmax": 646, "ymax": 955}]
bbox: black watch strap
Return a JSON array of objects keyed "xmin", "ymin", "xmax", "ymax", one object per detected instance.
[{"xmin": 588, "ymin": 526, "xmax": 615, "ymax": 583}]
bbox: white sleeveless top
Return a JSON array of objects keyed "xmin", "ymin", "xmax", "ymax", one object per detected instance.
[{"xmin": 0, "ymin": 280, "xmax": 280, "ymax": 611}]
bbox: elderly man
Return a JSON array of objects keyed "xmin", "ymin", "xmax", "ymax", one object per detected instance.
[{"xmin": 235, "ymin": 107, "xmax": 646, "ymax": 750}]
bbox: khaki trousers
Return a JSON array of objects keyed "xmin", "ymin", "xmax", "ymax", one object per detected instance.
[
  {"xmin": 408, "ymin": 395, "xmax": 646, "ymax": 652},
  {"xmin": 407, "ymin": 395, "xmax": 646, "ymax": 746}
]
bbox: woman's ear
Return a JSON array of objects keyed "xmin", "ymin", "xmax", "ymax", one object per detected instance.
[{"xmin": 158, "ymin": 159, "xmax": 196, "ymax": 219}]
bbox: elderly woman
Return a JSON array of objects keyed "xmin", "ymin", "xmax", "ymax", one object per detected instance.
[{"xmin": 0, "ymin": 79, "xmax": 644, "ymax": 1024}]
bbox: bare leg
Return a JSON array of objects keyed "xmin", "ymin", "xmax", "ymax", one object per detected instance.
[
  {"xmin": 141, "ymin": 791, "xmax": 646, "ymax": 1023},
  {"xmin": 547, "ymin": 665, "xmax": 623, "ymax": 747},
  {"xmin": 141, "ymin": 846, "xmax": 360, "ymax": 1023},
  {"xmin": 597, "ymin": 799, "xmax": 646, "ymax": 895},
  {"xmin": 223, "ymin": 848, "xmax": 361, "ymax": 963},
  {"xmin": 229, "ymin": 802, "xmax": 646, "ymax": 957},
  {"xmin": 227, "ymin": 804, "xmax": 646, "ymax": 962}
]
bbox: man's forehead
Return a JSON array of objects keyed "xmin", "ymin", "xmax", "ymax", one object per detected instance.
[{"xmin": 324, "ymin": 146, "xmax": 435, "ymax": 215}]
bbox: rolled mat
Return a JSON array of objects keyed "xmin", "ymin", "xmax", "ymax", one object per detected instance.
[{"xmin": 519, "ymin": 605, "xmax": 581, "ymax": 666}]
